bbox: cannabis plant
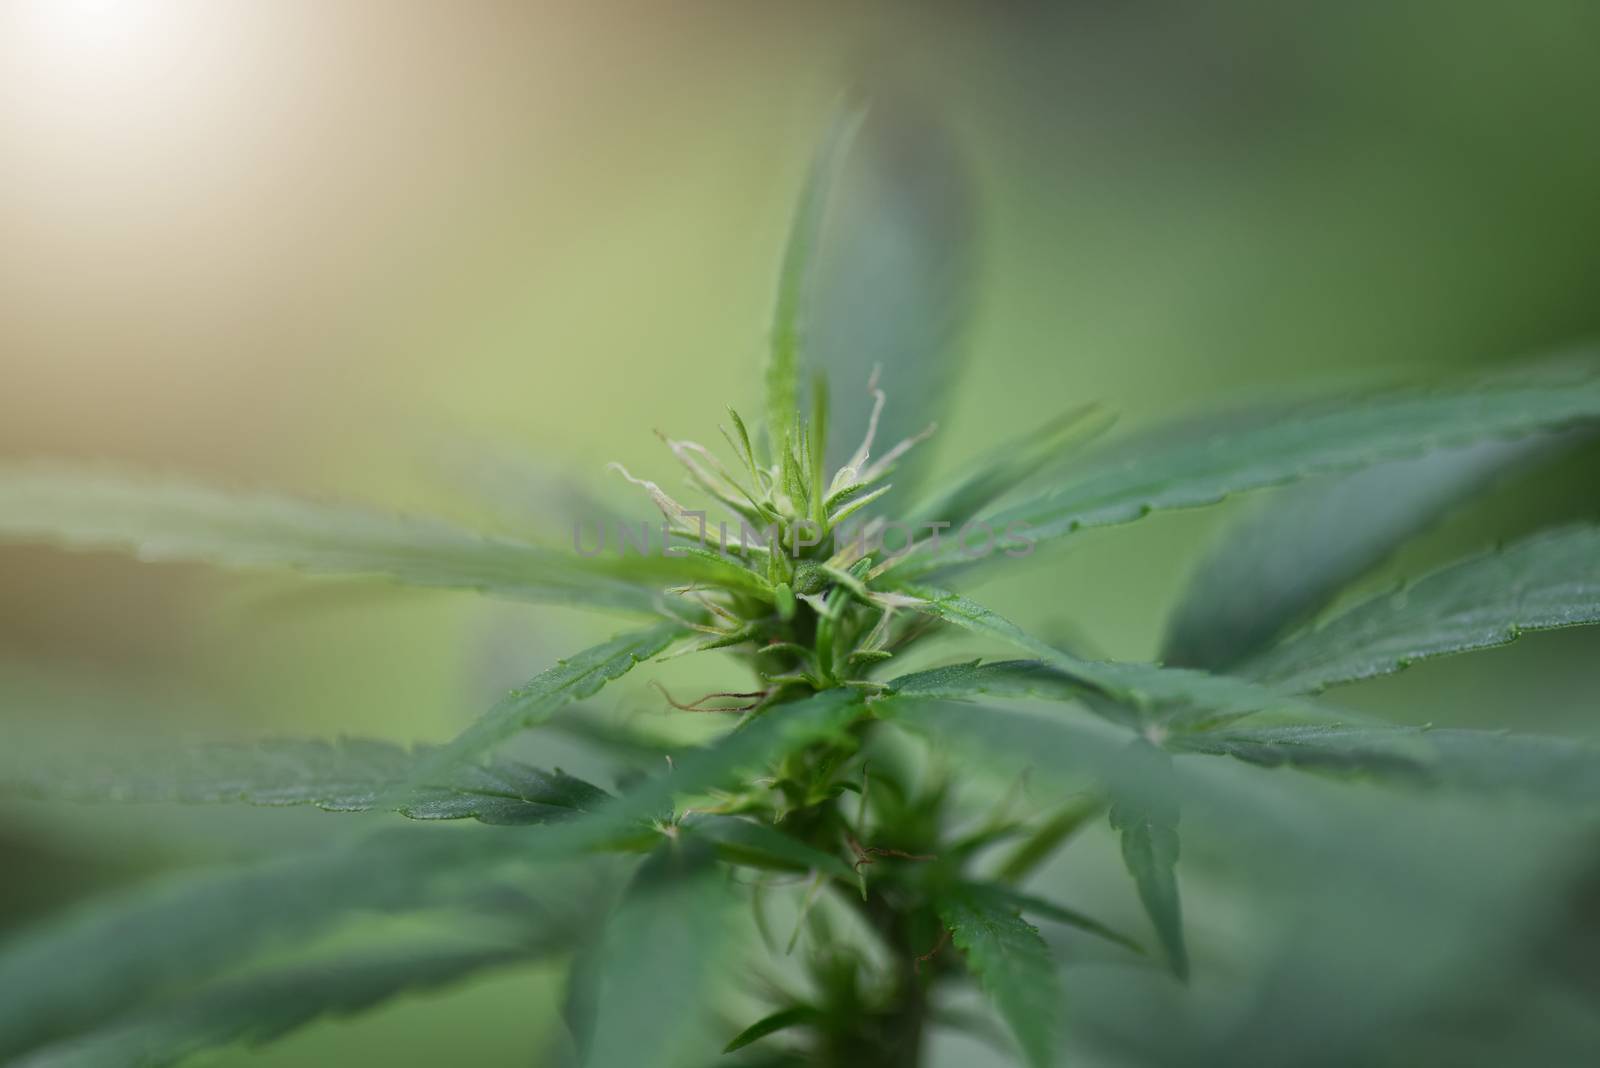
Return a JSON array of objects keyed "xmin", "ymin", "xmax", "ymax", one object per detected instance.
[{"xmin": 3, "ymin": 104, "xmax": 1600, "ymax": 1068}]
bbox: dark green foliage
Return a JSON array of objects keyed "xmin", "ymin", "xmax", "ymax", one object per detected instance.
[
  {"xmin": 683, "ymin": 814, "xmax": 855, "ymax": 879},
  {"xmin": 3, "ymin": 100, "xmax": 1600, "ymax": 1068}
]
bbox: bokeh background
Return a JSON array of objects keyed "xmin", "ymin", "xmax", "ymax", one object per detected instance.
[{"xmin": 3, "ymin": 2, "xmax": 1600, "ymax": 1064}]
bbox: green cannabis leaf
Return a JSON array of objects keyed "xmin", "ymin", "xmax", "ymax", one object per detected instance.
[
  {"xmin": 896, "ymin": 371, "xmax": 1600, "ymax": 578},
  {"xmin": 0, "ymin": 733, "xmax": 611, "ymax": 824},
  {"xmin": 12, "ymin": 945, "xmax": 532, "ymax": 1068},
  {"xmin": 1170, "ymin": 724, "xmax": 1600, "ymax": 805},
  {"xmin": 1238, "ymin": 524, "xmax": 1600, "ymax": 693},
  {"xmin": 935, "ymin": 882, "xmax": 1062, "ymax": 1068},
  {"xmin": 0, "ymin": 465, "xmax": 671, "ymax": 612},
  {"xmin": 0, "ymin": 826, "xmax": 604, "ymax": 1061},
  {"xmin": 1106, "ymin": 745, "xmax": 1188, "ymax": 981},
  {"xmin": 584, "ymin": 842, "xmax": 740, "ymax": 1068},
  {"xmin": 410, "ymin": 621, "xmax": 687, "ymax": 777},
  {"xmin": 1162, "ymin": 435, "xmax": 1572, "ymax": 669}
]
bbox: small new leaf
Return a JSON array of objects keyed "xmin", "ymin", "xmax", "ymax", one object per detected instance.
[
  {"xmin": 963, "ymin": 882, "xmax": 1144, "ymax": 956},
  {"xmin": 936, "ymin": 882, "xmax": 1062, "ymax": 1068},
  {"xmin": 1107, "ymin": 742, "xmax": 1188, "ymax": 981},
  {"xmin": 722, "ymin": 1006, "xmax": 823, "ymax": 1054}
]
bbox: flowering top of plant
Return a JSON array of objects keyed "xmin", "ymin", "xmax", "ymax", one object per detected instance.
[
  {"xmin": 3, "ymin": 100, "xmax": 1600, "ymax": 1068},
  {"xmin": 602, "ymin": 361, "xmax": 1082, "ymax": 710},
  {"xmin": 613, "ymin": 369, "xmax": 933, "ymax": 687}
]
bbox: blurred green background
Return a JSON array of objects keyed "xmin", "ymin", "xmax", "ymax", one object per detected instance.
[{"xmin": 3, "ymin": 2, "xmax": 1600, "ymax": 1064}]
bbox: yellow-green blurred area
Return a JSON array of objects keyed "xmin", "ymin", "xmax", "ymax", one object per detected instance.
[{"xmin": 4, "ymin": 2, "xmax": 1600, "ymax": 1065}]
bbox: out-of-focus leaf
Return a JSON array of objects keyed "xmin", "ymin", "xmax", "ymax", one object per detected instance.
[
  {"xmin": 585, "ymin": 841, "xmax": 738, "ymax": 1068},
  {"xmin": 807, "ymin": 93, "xmax": 975, "ymax": 508},
  {"xmin": 559, "ymin": 941, "xmax": 604, "ymax": 1067},
  {"xmin": 681, "ymin": 814, "xmax": 853, "ymax": 880},
  {"xmin": 0, "ymin": 619, "xmax": 684, "ymax": 831},
  {"xmin": 420, "ymin": 434, "xmax": 640, "ymax": 538},
  {"xmin": 1064, "ymin": 752, "xmax": 1592, "ymax": 1068},
  {"xmin": 11, "ymin": 945, "xmax": 529, "ymax": 1068},
  {"xmin": 11, "ymin": 865, "xmax": 610, "ymax": 1068},
  {"xmin": 722, "ymin": 1005, "xmax": 822, "ymax": 1054},
  {"xmin": 444, "ymin": 690, "xmax": 868, "ymax": 868},
  {"xmin": 1163, "ymin": 436, "xmax": 1570, "ymax": 670},
  {"xmin": 1107, "ymin": 743, "xmax": 1188, "ymax": 980},
  {"xmin": 12, "ymin": 864, "xmax": 612, "ymax": 1068},
  {"xmin": 876, "ymin": 699, "xmax": 1165, "ymax": 829},
  {"xmin": 896, "ymin": 689, "xmax": 1597, "ymax": 1068},
  {"xmin": 1240, "ymin": 525, "xmax": 1600, "ymax": 693},
  {"xmin": 934, "ymin": 881, "xmax": 1061, "ymax": 1068},
  {"xmin": 883, "ymin": 698, "xmax": 1188, "ymax": 977},
  {"xmin": 407, "ymin": 622, "xmax": 685, "ymax": 782},
  {"xmin": 0, "ymin": 825, "xmax": 587, "ymax": 1061},
  {"xmin": 579, "ymin": 688, "xmax": 866, "ymax": 839},
  {"xmin": 1170, "ymin": 724, "xmax": 1600, "ymax": 805},
  {"xmin": 0, "ymin": 464, "xmax": 666, "ymax": 612},
  {"xmin": 901, "ymin": 366, "xmax": 1600, "ymax": 575},
  {"xmin": 0, "ymin": 734, "xmax": 608, "ymax": 826},
  {"xmin": 906, "ymin": 587, "xmax": 1320, "ymax": 729},
  {"xmin": 544, "ymin": 707, "xmax": 679, "ymax": 767},
  {"xmin": 995, "ymin": 794, "xmax": 1106, "ymax": 884},
  {"xmin": 766, "ymin": 105, "xmax": 866, "ymax": 453},
  {"xmin": 905, "ymin": 405, "xmax": 1116, "ymax": 528}
]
